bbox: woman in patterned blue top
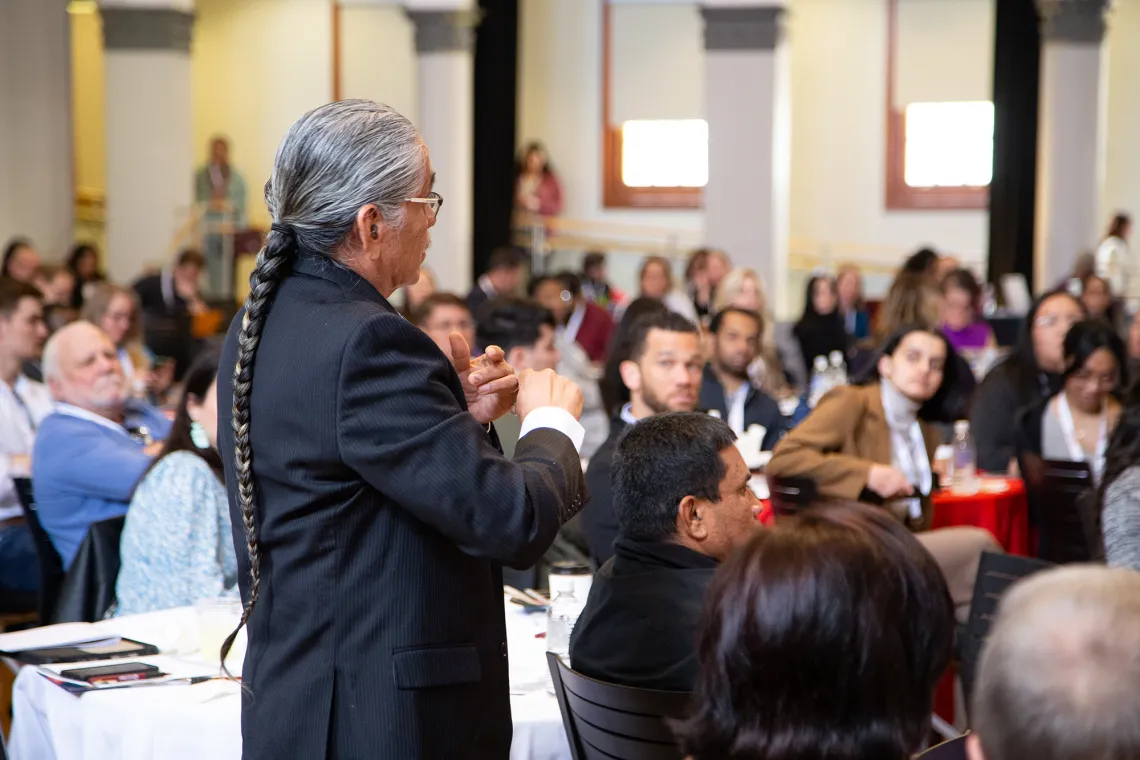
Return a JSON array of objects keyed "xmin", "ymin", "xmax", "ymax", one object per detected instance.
[{"xmin": 115, "ymin": 348, "xmax": 235, "ymax": 616}]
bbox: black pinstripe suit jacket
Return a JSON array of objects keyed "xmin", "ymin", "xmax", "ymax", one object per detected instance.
[{"xmin": 217, "ymin": 253, "xmax": 587, "ymax": 759}]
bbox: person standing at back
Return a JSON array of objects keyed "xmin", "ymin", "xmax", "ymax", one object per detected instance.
[
  {"xmin": 583, "ymin": 310, "xmax": 703, "ymax": 564},
  {"xmin": 216, "ymin": 100, "xmax": 588, "ymax": 760}
]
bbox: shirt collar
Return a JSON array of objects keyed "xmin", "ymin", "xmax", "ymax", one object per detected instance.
[
  {"xmin": 54, "ymin": 403, "xmax": 131, "ymax": 437},
  {"xmin": 613, "ymin": 537, "xmax": 719, "ymax": 570}
]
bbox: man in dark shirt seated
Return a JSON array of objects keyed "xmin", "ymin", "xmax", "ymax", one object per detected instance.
[
  {"xmin": 700, "ymin": 307, "xmax": 786, "ymax": 452},
  {"xmin": 569, "ymin": 412, "xmax": 763, "ymax": 691}
]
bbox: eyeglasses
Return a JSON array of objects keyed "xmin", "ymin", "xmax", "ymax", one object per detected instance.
[
  {"xmin": 404, "ymin": 192, "xmax": 443, "ymax": 217},
  {"xmin": 1034, "ymin": 313, "xmax": 1081, "ymax": 330}
]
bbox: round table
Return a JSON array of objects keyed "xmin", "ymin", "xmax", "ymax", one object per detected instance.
[{"xmin": 931, "ymin": 476, "xmax": 1031, "ymax": 556}]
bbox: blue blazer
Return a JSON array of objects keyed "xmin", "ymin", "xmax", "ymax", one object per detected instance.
[{"xmin": 32, "ymin": 404, "xmax": 170, "ymax": 568}]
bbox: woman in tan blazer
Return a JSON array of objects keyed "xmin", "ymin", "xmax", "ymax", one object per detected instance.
[{"xmin": 768, "ymin": 325, "xmax": 1000, "ymax": 620}]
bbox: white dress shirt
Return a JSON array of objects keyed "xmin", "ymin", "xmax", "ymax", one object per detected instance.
[{"xmin": 0, "ymin": 375, "xmax": 55, "ymax": 520}]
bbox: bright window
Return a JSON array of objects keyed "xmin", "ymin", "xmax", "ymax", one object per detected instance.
[
  {"xmin": 620, "ymin": 119, "xmax": 708, "ymax": 188},
  {"xmin": 904, "ymin": 101, "xmax": 994, "ymax": 188}
]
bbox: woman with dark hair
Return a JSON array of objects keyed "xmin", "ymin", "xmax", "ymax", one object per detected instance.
[
  {"xmin": 941, "ymin": 268, "xmax": 995, "ymax": 353},
  {"xmin": 215, "ymin": 101, "xmax": 586, "ymax": 759},
  {"xmin": 769, "ymin": 326, "xmax": 958, "ymax": 528},
  {"xmin": 793, "ymin": 274, "xmax": 848, "ymax": 377},
  {"xmin": 971, "ymin": 290, "xmax": 1086, "ymax": 474},
  {"xmin": 1098, "ymin": 386, "xmax": 1140, "ymax": 571},
  {"xmin": 1095, "ymin": 212, "xmax": 1131, "ymax": 295},
  {"xmin": 514, "ymin": 141, "xmax": 563, "ymax": 217},
  {"xmin": 1, "ymin": 238, "xmax": 40, "ymax": 284},
  {"xmin": 114, "ymin": 349, "xmax": 234, "ymax": 616},
  {"xmin": 65, "ymin": 242, "xmax": 105, "ymax": 308},
  {"xmin": 676, "ymin": 503, "xmax": 955, "ymax": 760},
  {"xmin": 601, "ymin": 296, "xmax": 670, "ymax": 417},
  {"xmin": 902, "ymin": 246, "xmax": 940, "ymax": 279},
  {"xmin": 1017, "ymin": 319, "xmax": 1125, "ymax": 486},
  {"xmin": 685, "ymin": 247, "xmax": 730, "ymax": 323}
]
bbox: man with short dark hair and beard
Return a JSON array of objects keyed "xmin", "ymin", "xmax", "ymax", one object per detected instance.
[
  {"xmin": 700, "ymin": 307, "xmax": 786, "ymax": 454},
  {"xmin": 582, "ymin": 310, "xmax": 702, "ymax": 564}
]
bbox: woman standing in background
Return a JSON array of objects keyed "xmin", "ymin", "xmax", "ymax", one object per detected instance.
[{"xmin": 514, "ymin": 142, "xmax": 564, "ymax": 218}]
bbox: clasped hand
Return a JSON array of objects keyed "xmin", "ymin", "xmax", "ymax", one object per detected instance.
[{"xmin": 450, "ymin": 333, "xmax": 519, "ymax": 425}]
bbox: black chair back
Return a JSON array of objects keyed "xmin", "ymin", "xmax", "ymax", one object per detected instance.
[
  {"xmin": 768, "ymin": 475, "xmax": 818, "ymax": 517},
  {"xmin": 960, "ymin": 551, "xmax": 1053, "ymax": 710},
  {"xmin": 13, "ymin": 477, "xmax": 64, "ymax": 624},
  {"xmin": 1036, "ymin": 459, "xmax": 1094, "ymax": 563},
  {"xmin": 547, "ymin": 651, "xmax": 690, "ymax": 760},
  {"xmin": 917, "ymin": 735, "xmax": 968, "ymax": 760},
  {"xmin": 54, "ymin": 515, "xmax": 125, "ymax": 623}
]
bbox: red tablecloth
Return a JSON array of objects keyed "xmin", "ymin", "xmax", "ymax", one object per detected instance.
[{"xmin": 931, "ymin": 477, "xmax": 1031, "ymax": 556}]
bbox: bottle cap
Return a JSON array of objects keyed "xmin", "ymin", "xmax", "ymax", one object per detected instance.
[
  {"xmin": 828, "ymin": 350, "xmax": 843, "ymax": 365},
  {"xmin": 954, "ymin": 420, "xmax": 970, "ymax": 434},
  {"xmin": 813, "ymin": 356, "xmax": 828, "ymax": 371}
]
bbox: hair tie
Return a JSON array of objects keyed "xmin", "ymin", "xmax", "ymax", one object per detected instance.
[{"xmin": 270, "ymin": 222, "xmax": 296, "ymax": 243}]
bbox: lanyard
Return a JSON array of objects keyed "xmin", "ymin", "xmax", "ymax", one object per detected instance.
[
  {"xmin": 890, "ymin": 421, "xmax": 930, "ymax": 520},
  {"xmin": 1055, "ymin": 393, "xmax": 1107, "ymax": 480}
]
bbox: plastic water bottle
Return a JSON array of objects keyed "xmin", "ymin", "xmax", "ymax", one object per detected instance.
[
  {"xmin": 809, "ymin": 356, "xmax": 829, "ymax": 407},
  {"xmin": 546, "ymin": 590, "xmax": 583, "ymax": 656},
  {"xmin": 950, "ymin": 420, "xmax": 979, "ymax": 495},
  {"xmin": 828, "ymin": 350, "xmax": 848, "ymax": 387}
]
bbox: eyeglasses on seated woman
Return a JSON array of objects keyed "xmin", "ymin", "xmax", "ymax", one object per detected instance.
[{"xmin": 675, "ymin": 502, "xmax": 954, "ymax": 760}]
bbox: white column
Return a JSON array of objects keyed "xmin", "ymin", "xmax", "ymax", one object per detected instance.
[
  {"xmin": 1034, "ymin": 0, "xmax": 1110, "ymax": 293},
  {"xmin": 0, "ymin": 0, "xmax": 73, "ymax": 258},
  {"xmin": 405, "ymin": 6, "xmax": 476, "ymax": 295},
  {"xmin": 701, "ymin": 2, "xmax": 791, "ymax": 316},
  {"xmin": 100, "ymin": 0, "xmax": 194, "ymax": 283}
]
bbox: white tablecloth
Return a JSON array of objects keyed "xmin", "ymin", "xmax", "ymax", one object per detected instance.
[{"xmin": 8, "ymin": 603, "xmax": 569, "ymax": 760}]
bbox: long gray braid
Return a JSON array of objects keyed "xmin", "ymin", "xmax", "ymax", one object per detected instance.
[{"xmin": 219, "ymin": 99, "xmax": 428, "ymax": 673}]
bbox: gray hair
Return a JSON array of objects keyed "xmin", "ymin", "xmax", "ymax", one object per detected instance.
[
  {"xmin": 972, "ymin": 565, "xmax": 1140, "ymax": 760},
  {"xmin": 42, "ymin": 320, "xmax": 103, "ymax": 385},
  {"xmin": 221, "ymin": 100, "xmax": 428, "ymax": 673}
]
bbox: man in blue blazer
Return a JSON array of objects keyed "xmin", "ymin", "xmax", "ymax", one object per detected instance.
[{"xmin": 33, "ymin": 321, "xmax": 170, "ymax": 568}]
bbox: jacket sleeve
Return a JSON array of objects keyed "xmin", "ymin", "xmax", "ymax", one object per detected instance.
[
  {"xmin": 336, "ymin": 313, "xmax": 587, "ymax": 569},
  {"xmin": 766, "ymin": 387, "xmax": 873, "ymax": 500},
  {"xmin": 1103, "ymin": 468, "xmax": 1140, "ymax": 571},
  {"xmin": 971, "ymin": 370, "xmax": 1017, "ymax": 474}
]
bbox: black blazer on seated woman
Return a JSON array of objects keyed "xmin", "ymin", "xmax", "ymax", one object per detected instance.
[{"xmin": 217, "ymin": 253, "xmax": 587, "ymax": 760}]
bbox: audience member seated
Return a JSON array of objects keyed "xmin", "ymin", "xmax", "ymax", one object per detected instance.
[
  {"xmin": 836, "ymin": 263, "xmax": 870, "ymax": 341},
  {"xmin": 31, "ymin": 265, "xmax": 76, "ymax": 308},
  {"xmin": 902, "ymin": 246, "xmax": 941, "ymax": 281},
  {"xmin": 115, "ymin": 350, "xmax": 235, "ymax": 616},
  {"xmin": 792, "ymin": 274, "xmax": 848, "ymax": 379},
  {"xmin": 1078, "ymin": 272, "xmax": 1123, "ymax": 334},
  {"xmin": 474, "ymin": 297, "xmax": 561, "ymax": 458},
  {"xmin": 600, "ymin": 297, "xmax": 670, "ymax": 419},
  {"xmin": 133, "ymin": 248, "xmax": 208, "ymax": 381},
  {"xmin": 398, "ymin": 266, "xmax": 436, "ymax": 318},
  {"xmin": 1101, "ymin": 390, "xmax": 1140, "ymax": 572},
  {"xmin": 570, "ymin": 413, "xmax": 761, "ymax": 691},
  {"xmin": 32, "ymin": 322, "xmax": 171, "ymax": 569},
  {"xmin": 0, "ymin": 279, "xmax": 51, "ymax": 591},
  {"xmin": 714, "ymin": 268, "xmax": 793, "ymax": 400},
  {"xmin": 700, "ymin": 308, "xmax": 785, "ymax": 452},
  {"xmin": 66, "ymin": 242, "xmax": 105, "ymax": 309},
  {"xmin": 768, "ymin": 326, "xmax": 998, "ymax": 619},
  {"xmin": 941, "ymin": 268, "xmax": 995, "ymax": 353},
  {"xmin": 675, "ymin": 503, "xmax": 954, "ymax": 760},
  {"xmin": 413, "ymin": 292, "xmax": 476, "ymax": 362},
  {"xmin": 1, "ymin": 239, "xmax": 41, "ymax": 284},
  {"xmin": 971, "ymin": 291, "xmax": 1085, "ymax": 474},
  {"xmin": 467, "ymin": 246, "xmax": 524, "ymax": 315},
  {"xmin": 632, "ymin": 255, "xmax": 698, "ymax": 322},
  {"xmin": 969, "ymin": 566, "xmax": 1140, "ymax": 760},
  {"xmin": 1017, "ymin": 320, "xmax": 1124, "ymax": 486},
  {"xmin": 584, "ymin": 310, "xmax": 702, "ymax": 564},
  {"xmin": 581, "ymin": 251, "xmax": 620, "ymax": 311},
  {"xmin": 685, "ymin": 247, "xmax": 730, "ymax": 323},
  {"xmin": 83, "ymin": 282, "xmax": 175, "ymax": 404},
  {"xmin": 533, "ymin": 272, "xmax": 614, "ymax": 364}
]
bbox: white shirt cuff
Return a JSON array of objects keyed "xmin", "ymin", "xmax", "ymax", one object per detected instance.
[{"xmin": 517, "ymin": 407, "xmax": 585, "ymax": 454}]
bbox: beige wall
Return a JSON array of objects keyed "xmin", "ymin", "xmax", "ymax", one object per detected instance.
[
  {"xmin": 192, "ymin": 0, "xmax": 334, "ymax": 229},
  {"xmin": 338, "ymin": 4, "xmax": 417, "ymax": 120},
  {"xmin": 1102, "ymin": 1, "xmax": 1140, "ymax": 237},
  {"xmin": 71, "ymin": 4, "xmax": 106, "ymax": 198}
]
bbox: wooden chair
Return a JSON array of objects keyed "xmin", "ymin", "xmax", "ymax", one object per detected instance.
[
  {"xmin": 959, "ymin": 552, "xmax": 1053, "ymax": 711},
  {"xmin": 13, "ymin": 478, "xmax": 64, "ymax": 625},
  {"xmin": 547, "ymin": 651, "xmax": 690, "ymax": 760}
]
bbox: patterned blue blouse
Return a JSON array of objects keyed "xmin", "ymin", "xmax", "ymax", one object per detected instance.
[{"xmin": 114, "ymin": 451, "xmax": 237, "ymax": 617}]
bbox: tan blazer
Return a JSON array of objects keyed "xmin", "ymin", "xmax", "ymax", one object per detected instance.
[{"xmin": 767, "ymin": 383, "xmax": 941, "ymax": 527}]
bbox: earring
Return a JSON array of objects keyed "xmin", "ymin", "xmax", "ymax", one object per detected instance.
[{"xmin": 190, "ymin": 420, "xmax": 210, "ymax": 450}]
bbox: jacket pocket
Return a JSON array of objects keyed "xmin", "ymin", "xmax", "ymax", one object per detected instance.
[{"xmin": 392, "ymin": 643, "xmax": 482, "ymax": 690}]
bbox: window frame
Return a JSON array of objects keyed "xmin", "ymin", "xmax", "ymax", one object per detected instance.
[
  {"xmin": 601, "ymin": 2, "xmax": 703, "ymax": 209},
  {"xmin": 884, "ymin": 0, "xmax": 989, "ymax": 211}
]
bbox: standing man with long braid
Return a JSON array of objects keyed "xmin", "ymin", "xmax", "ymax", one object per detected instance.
[{"xmin": 216, "ymin": 100, "xmax": 587, "ymax": 760}]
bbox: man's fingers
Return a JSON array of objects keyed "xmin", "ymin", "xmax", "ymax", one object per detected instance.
[{"xmin": 449, "ymin": 332, "xmax": 472, "ymax": 373}]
